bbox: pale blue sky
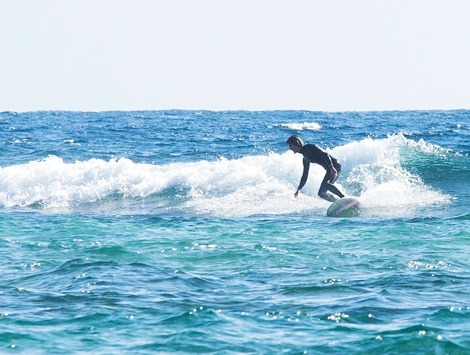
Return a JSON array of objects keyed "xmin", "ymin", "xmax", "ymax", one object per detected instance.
[{"xmin": 1, "ymin": 0, "xmax": 469, "ymax": 111}]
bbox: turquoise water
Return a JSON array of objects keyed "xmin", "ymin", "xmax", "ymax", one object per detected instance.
[{"xmin": 1, "ymin": 110, "xmax": 469, "ymax": 353}]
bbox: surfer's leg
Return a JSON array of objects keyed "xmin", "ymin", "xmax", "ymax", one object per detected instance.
[
  {"xmin": 319, "ymin": 173, "xmax": 339, "ymax": 202},
  {"xmin": 319, "ymin": 190, "xmax": 337, "ymax": 202},
  {"xmin": 320, "ymin": 171, "xmax": 345, "ymax": 200},
  {"xmin": 328, "ymin": 162, "xmax": 341, "ymax": 184},
  {"xmin": 327, "ymin": 183, "xmax": 345, "ymax": 198}
]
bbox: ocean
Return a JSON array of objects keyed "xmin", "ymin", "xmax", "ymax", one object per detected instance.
[{"xmin": 0, "ymin": 110, "xmax": 468, "ymax": 354}]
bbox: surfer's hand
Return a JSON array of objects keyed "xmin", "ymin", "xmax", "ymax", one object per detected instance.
[{"xmin": 294, "ymin": 190, "xmax": 300, "ymax": 198}]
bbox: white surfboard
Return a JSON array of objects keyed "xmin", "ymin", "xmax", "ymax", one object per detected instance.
[{"xmin": 327, "ymin": 197, "xmax": 361, "ymax": 217}]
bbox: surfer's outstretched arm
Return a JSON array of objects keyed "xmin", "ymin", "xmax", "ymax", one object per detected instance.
[{"xmin": 295, "ymin": 158, "xmax": 310, "ymax": 198}]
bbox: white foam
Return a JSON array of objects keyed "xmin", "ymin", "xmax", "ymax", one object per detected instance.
[
  {"xmin": 183, "ymin": 153, "xmax": 329, "ymax": 217},
  {"xmin": 277, "ymin": 122, "xmax": 322, "ymax": 131},
  {"xmin": 0, "ymin": 156, "xmax": 161, "ymax": 209},
  {"xmin": 0, "ymin": 135, "xmax": 451, "ymax": 217},
  {"xmin": 330, "ymin": 134, "xmax": 451, "ymax": 216}
]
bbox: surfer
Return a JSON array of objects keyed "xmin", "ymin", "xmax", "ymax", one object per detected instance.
[{"xmin": 286, "ymin": 135, "xmax": 345, "ymax": 202}]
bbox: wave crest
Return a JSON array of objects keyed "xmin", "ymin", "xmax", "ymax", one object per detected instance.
[{"xmin": 0, "ymin": 134, "xmax": 453, "ymax": 216}]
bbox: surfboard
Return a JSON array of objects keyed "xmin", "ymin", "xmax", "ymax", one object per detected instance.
[{"xmin": 327, "ymin": 197, "xmax": 361, "ymax": 217}]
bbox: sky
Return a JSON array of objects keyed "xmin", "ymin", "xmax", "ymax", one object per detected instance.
[{"xmin": 1, "ymin": 0, "xmax": 469, "ymax": 112}]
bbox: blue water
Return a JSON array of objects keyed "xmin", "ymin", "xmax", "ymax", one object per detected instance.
[{"xmin": 0, "ymin": 110, "xmax": 469, "ymax": 353}]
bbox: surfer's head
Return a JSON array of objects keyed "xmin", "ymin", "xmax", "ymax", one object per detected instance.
[{"xmin": 286, "ymin": 135, "xmax": 303, "ymax": 153}]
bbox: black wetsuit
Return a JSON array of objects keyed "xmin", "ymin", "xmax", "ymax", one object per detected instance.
[{"xmin": 298, "ymin": 144, "xmax": 345, "ymax": 202}]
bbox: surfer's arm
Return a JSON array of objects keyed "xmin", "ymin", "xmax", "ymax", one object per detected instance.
[{"xmin": 295, "ymin": 158, "xmax": 310, "ymax": 196}]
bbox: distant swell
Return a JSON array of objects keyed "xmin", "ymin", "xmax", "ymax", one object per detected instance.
[{"xmin": 448, "ymin": 213, "xmax": 470, "ymax": 221}]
